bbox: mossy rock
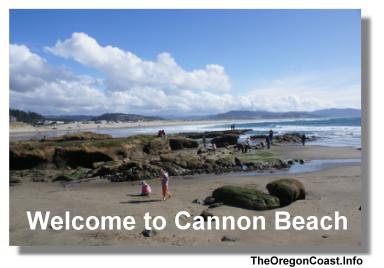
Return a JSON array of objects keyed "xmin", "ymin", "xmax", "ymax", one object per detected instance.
[
  {"xmin": 212, "ymin": 185, "xmax": 280, "ymax": 210},
  {"xmin": 48, "ymin": 132, "xmax": 112, "ymax": 142},
  {"xmin": 266, "ymin": 178, "xmax": 306, "ymax": 206},
  {"xmin": 143, "ymin": 138, "xmax": 170, "ymax": 154}
]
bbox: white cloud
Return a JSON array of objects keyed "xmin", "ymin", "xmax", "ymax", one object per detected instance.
[
  {"xmin": 46, "ymin": 32, "xmax": 231, "ymax": 93},
  {"xmin": 9, "ymin": 34, "xmax": 361, "ymax": 116}
]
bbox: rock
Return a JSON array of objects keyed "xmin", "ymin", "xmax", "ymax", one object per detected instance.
[
  {"xmin": 141, "ymin": 229, "xmax": 157, "ymax": 237},
  {"xmin": 208, "ymin": 202, "xmax": 224, "ymax": 209},
  {"xmin": 358, "ymin": 206, "xmax": 362, "ymax": 211},
  {"xmin": 203, "ymin": 196, "xmax": 216, "ymax": 205},
  {"xmin": 266, "ymin": 178, "xmax": 306, "ymax": 206},
  {"xmin": 160, "ymin": 153, "xmax": 203, "ymax": 170},
  {"xmin": 234, "ymin": 157, "xmax": 243, "ymax": 166},
  {"xmin": 10, "ymin": 148, "xmax": 49, "ymax": 170},
  {"xmin": 10, "ymin": 177, "xmax": 21, "ymax": 185},
  {"xmin": 53, "ymin": 147, "xmax": 114, "ymax": 169},
  {"xmin": 273, "ymin": 133, "xmax": 317, "ymax": 144},
  {"xmin": 299, "ymin": 159, "xmax": 305, "ymax": 164},
  {"xmin": 143, "ymin": 138, "xmax": 170, "ymax": 154},
  {"xmin": 52, "ymin": 174, "xmax": 74, "ymax": 182},
  {"xmin": 47, "ymin": 132, "xmax": 112, "ymax": 142},
  {"xmin": 200, "ymin": 210, "xmax": 215, "ymax": 221},
  {"xmin": 169, "ymin": 136, "xmax": 199, "ymax": 150},
  {"xmin": 286, "ymin": 159, "xmax": 295, "ymax": 165},
  {"xmin": 180, "ymin": 129, "xmax": 252, "ymax": 140},
  {"xmin": 197, "ymin": 147, "xmax": 207, "ymax": 154},
  {"xmin": 221, "ymin": 235, "xmax": 237, "ymax": 242},
  {"xmin": 212, "ymin": 185, "xmax": 280, "ymax": 210},
  {"xmin": 192, "ymin": 198, "xmax": 203, "ymax": 205},
  {"xmin": 211, "ymin": 134, "xmax": 239, "ymax": 148},
  {"xmin": 215, "ymin": 157, "xmax": 235, "ymax": 168}
]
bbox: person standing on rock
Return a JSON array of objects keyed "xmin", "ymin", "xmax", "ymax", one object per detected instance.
[
  {"xmin": 269, "ymin": 129, "xmax": 274, "ymax": 144},
  {"xmin": 301, "ymin": 134, "xmax": 306, "ymax": 146},
  {"xmin": 159, "ymin": 169, "xmax": 172, "ymax": 201},
  {"xmin": 202, "ymin": 135, "xmax": 206, "ymax": 148},
  {"xmin": 266, "ymin": 135, "xmax": 271, "ymax": 149}
]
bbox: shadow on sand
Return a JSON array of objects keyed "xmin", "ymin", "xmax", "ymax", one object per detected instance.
[{"xmin": 120, "ymin": 199, "xmax": 162, "ymax": 204}]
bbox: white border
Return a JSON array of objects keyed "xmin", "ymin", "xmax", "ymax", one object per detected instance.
[{"xmin": 2, "ymin": 1, "xmax": 382, "ymax": 267}]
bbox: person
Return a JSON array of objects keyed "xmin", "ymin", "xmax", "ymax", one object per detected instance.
[
  {"xmin": 301, "ymin": 134, "xmax": 306, "ymax": 146},
  {"xmin": 202, "ymin": 135, "xmax": 206, "ymax": 148},
  {"xmin": 265, "ymin": 135, "xmax": 271, "ymax": 149},
  {"xmin": 212, "ymin": 143, "xmax": 217, "ymax": 151},
  {"xmin": 140, "ymin": 181, "xmax": 152, "ymax": 196},
  {"xmin": 269, "ymin": 129, "xmax": 274, "ymax": 144},
  {"xmin": 159, "ymin": 169, "xmax": 172, "ymax": 201}
]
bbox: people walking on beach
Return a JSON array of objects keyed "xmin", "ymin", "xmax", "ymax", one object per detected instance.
[
  {"xmin": 140, "ymin": 181, "xmax": 152, "ymax": 196},
  {"xmin": 265, "ymin": 135, "xmax": 271, "ymax": 149},
  {"xmin": 269, "ymin": 129, "xmax": 274, "ymax": 144},
  {"xmin": 159, "ymin": 169, "xmax": 172, "ymax": 201},
  {"xmin": 301, "ymin": 134, "xmax": 306, "ymax": 146}
]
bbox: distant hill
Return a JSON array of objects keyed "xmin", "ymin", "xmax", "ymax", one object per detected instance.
[
  {"xmin": 45, "ymin": 115, "xmax": 94, "ymax": 122},
  {"xmin": 208, "ymin": 108, "xmax": 361, "ymax": 120},
  {"xmin": 309, "ymin": 108, "xmax": 361, "ymax": 118},
  {"xmin": 209, "ymin": 110, "xmax": 317, "ymax": 120},
  {"xmin": 10, "ymin": 109, "xmax": 45, "ymax": 124},
  {"xmin": 93, "ymin": 113, "xmax": 163, "ymax": 122}
]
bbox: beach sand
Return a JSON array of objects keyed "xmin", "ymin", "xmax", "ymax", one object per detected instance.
[
  {"xmin": 10, "ymin": 119, "xmax": 228, "ymax": 134},
  {"xmin": 9, "ymin": 145, "xmax": 362, "ymax": 248}
]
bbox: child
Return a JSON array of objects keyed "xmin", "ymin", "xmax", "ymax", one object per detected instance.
[
  {"xmin": 140, "ymin": 181, "xmax": 152, "ymax": 196},
  {"xmin": 159, "ymin": 169, "xmax": 172, "ymax": 201}
]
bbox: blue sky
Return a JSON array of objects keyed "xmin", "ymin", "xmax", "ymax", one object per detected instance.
[{"xmin": 10, "ymin": 9, "xmax": 361, "ymax": 115}]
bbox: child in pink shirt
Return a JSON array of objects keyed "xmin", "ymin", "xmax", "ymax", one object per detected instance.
[{"xmin": 141, "ymin": 181, "xmax": 152, "ymax": 196}]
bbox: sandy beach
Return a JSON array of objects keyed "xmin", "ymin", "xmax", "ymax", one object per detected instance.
[
  {"xmin": 10, "ymin": 145, "xmax": 362, "ymax": 248},
  {"xmin": 9, "ymin": 120, "xmax": 229, "ymax": 134}
]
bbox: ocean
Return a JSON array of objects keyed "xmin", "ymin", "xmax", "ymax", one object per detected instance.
[{"xmin": 11, "ymin": 117, "xmax": 361, "ymax": 147}]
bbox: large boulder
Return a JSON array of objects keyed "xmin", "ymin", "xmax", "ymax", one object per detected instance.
[
  {"xmin": 266, "ymin": 178, "xmax": 306, "ymax": 206},
  {"xmin": 212, "ymin": 185, "xmax": 280, "ymax": 210},
  {"xmin": 211, "ymin": 134, "xmax": 239, "ymax": 148},
  {"xmin": 169, "ymin": 136, "xmax": 199, "ymax": 150}
]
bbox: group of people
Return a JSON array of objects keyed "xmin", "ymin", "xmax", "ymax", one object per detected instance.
[
  {"xmin": 157, "ymin": 129, "xmax": 166, "ymax": 137},
  {"xmin": 237, "ymin": 129, "xmax": 307, "ymax": 151},
  {"xmin": 139, "ymin": 169, "xmax": 172, "ymax": 201},
  {"xmin": 202, "ymin": 135, "xmax": 217, "ymax": 152}
]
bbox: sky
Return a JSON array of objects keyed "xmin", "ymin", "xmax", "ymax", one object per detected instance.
[{"xmin": 9, "ymin": 9, "xmax": 361, "ymax": 116}]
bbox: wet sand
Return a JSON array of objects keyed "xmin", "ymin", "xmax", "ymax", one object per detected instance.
[{"xmin": 9, "ymin": 145, "xmax": 362, "ymax": 248}]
